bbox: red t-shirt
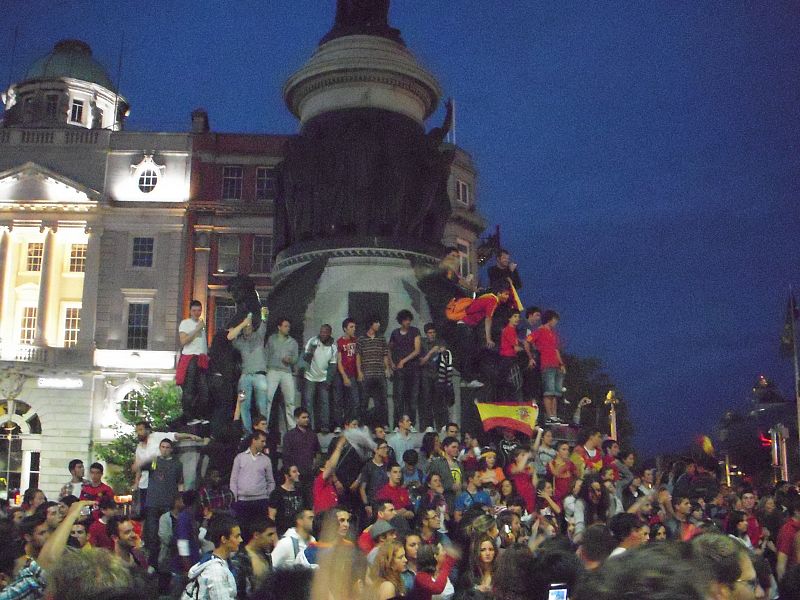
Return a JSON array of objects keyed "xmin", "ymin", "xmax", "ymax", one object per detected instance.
[
  {"xmin": 602, "ymin": 455, "xmax": 620, "ymax": 481},
  {"xmin": 88, "ymin": 518, "xmax": 114, "ymax": 550},
  {"xmin": 462, "ymin": 294, "xmax": 499, "ymax": 327},
  {"xmin": 776, "ymin": 518, "xmax": 800, "ymax": 568},
  {"xmin": 506, "ymin": 464, "xmax": 536, "ymax": 514},
  {"xmin": 337, "ymin": 336, "xmax": 358, "ymax": 377},
  {"xmin": 80, "ymin": 482, "xmax": 115, "ymax": 503},
  {"xmin": 527, "ymin": 326, "xmax": 561, "ymax": 369},
  {"xmin": 376, "ymin": 483, "xmax": 412, "ymax": 511},
  {"xmin": 500, "ymin": 324, "xmax": 519, "ymax": 357},
  {"xmin": 312, "ymin": 471, "xmax": 339, "ymax": 514}
]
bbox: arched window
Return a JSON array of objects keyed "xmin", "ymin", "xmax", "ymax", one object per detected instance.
[{"xmin": 0, "ymin": 401, "xmax": 42, "ymax": 501}]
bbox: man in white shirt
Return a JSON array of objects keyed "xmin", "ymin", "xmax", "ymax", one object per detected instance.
[
  {"xmin": 133, "ymin": 420, "xmax": 201, "ymax": 507},
  {"xmin": 177, "ymin": 299, "xmax": 210, "ymax": 425},
  {"xmin": 302, "ymin": 324, "xmax": 337, "ymax": 433}
]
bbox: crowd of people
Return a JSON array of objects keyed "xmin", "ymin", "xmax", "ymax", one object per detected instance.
[{"xmin": 1, "ymin": 249, "xmax": 800, "ymax": 599}]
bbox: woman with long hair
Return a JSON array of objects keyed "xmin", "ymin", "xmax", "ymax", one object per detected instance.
[
  {"xmin": 573, "ymin": 474, "xmax": 611, "ymax": 543},
  {"xmin": 547, "ymin": 440, "xmax": 577, "ymax": 508},
  {"xmin": 649, "ymin": 521, "xmax": 668, "ymax": 542},
  {"xmin": 536, "ymin": 478, "xmax": 561, "ymax": 517},
  {"xmin": 478, "ymin": 448, "xmax": 504, "ymax": 488},
  {"xmin": 409, "ymin": 543, "xmax": 459, "ymax": 600},
  {"xmin": 726, "ymin": 510, "xmax": 755, "ymax": 550},
  {"xmin": 418, "ymin": 432, "xmax": 442, "ymax": 474},
  {"xmin": 497, "ymin": 478, "xmax": 516, "ymax": 508},
  {"xmin": 419, "ymin": 473, "xmax": 448, "ymax": 515},
  {"xmin": 370, "ymin": 540, "xmax": 408, "ymax": 600},
  {"xmin": 562, "ymin": 477, "xmax": 583, "ymax": 525},
  {"xmin": 459, "ymin": 533, "xmax": 496, "ymax": 596},
  {"xmin": 401, "ymin": 533, "xmax": 422, "ymax": 593},
  {"xmin": 22, "ymin": 488, "xmax": 46, "ymax": 515}
]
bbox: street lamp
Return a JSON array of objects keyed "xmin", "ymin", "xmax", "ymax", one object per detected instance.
[{"xmin": 605, "ymin": 391, "xmax": 619, "ymax": 440}]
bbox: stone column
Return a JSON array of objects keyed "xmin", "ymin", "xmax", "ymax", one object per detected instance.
[
  {"xmin": 34, "ymin": 226, "xmax": 55, "ymax": 346},
  {"xmin": 77, "ymin": 226, "xmax": 103, "ymax": 352},
  {"xmin": 192, "ymin": 231, "xmax": 210, "ymax": 311}
]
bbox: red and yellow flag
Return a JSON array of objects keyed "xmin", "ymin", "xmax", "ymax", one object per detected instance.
[
  {"xmin": 476, "ymin": 401, "xmax": 539, "ymax": 437},
  {"xmin": 508, "ymin": 280, "xmax": 523, "ymax": 311}
]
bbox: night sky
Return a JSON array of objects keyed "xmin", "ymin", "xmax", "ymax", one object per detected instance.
[{"xmin": 3, "ymin": 1, "xmax": 798, "ymax": 455}]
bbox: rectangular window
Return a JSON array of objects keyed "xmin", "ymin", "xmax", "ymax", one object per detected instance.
[
  {"xmin": 45, "ymin": 95, "xmax": 59, "ymax": 120},
  {"xmin": 251, "ymin": 235, "xmax": 272, "ymax": 273},
  {"xmin": 256, "ymin": 167, "xmax": 277, "ymax": 201},
  {"xmin": 126, "ymin": 303, "xmax": 150, "ymax": 350},
  {"xmin": 457, "ymin": 240, "xmax": 471, "ymax": 277},
  {"xmin": 70, "ymin": 99, "xmax": 84, "ymax": 123},
  {"xmin": 222, "ymin": 166, "xmax": 243, "ymax": 200},
  {"xmin": 63, "ymin": 307, "xmax": 81, "ymax": 348},
  {"xmin": 19, "ymin": 307, "xmax": 37, "ymax": 345},
  {"xmin": 217, "ymin": 235, "xmax": 240, "ymax": 273},
  {"xmin": 214, "ymin": 299, "xmax": 237, "ymax": 333},
  {"xmin": 131, "ymin": 237, "xmax": 154, "ymax": 268},
  {"xmin": 69, "ymin": 244, "xmax": 87, "ymax": 273},
  {"xmin": 456, "ymin": 180, "xmax": 471, "ymax": 206},
  {"xmin": 26, "ymin": 243, "xmax": 44, "ymax": 272}
]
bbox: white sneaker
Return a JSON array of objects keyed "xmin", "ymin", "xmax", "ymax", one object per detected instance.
[
  {"xmin": 466, "ymin": 380, "xmax": 485, "ymax": 388},
  {"xmin": 333, "ymin": 427, "xmax": 342, "ymax": 434},
  {"xmin": 186, "ymin": 419, "xmax": 202, "ymax": 426}
]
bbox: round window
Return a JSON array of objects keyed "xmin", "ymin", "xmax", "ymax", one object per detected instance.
[{"xmin": 138, "ymin": 169, "xmax": 158, "ymax": 193}]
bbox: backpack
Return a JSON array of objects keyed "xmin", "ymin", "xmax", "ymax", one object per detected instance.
[{"xmin": 445, "ymin": 297, "xmax": 473, "ymax": 321}]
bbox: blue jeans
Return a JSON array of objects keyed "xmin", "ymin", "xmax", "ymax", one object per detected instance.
[
  {"xmin": 238, "ymin": 373, "xmax": 268, "ymax": 433},
  {"xmin": 303, "ymin": 379, "xmax": 331, "ymax": 431},
  {"xmin": 334, "ymin": 373, "xmax": 361, "ymax": 427},
  {"xmin": 542, "ymin": 368, "xmax": 564, "ymax": 397}
]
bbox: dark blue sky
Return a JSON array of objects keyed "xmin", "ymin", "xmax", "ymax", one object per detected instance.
[{"xmin": 4, "ymin": 1, "xmax": 798, "ymax": 454}]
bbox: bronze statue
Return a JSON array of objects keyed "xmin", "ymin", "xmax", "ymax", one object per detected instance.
[
  {"xmin": 321, "ymin": 0, "xmax": 402, "ymax": 45},
  {"xmin": 276, "ymin": 100, "xmax": 456, "ymax": 251}
]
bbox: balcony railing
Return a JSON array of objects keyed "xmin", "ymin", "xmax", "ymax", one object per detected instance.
[
  {"xmin": 0, "ymin": 128, "xmax": 109, "ymax": 146},
  {"xmin": 0, "ymin": 343, "xmax": 92, "ymax": 367}
]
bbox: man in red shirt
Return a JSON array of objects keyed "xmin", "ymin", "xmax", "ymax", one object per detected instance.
[
  {"xmin": 80, "ymin": 462, "xmax": 115, "ymax": 503},
  {"xmin": 313, "ymin": 435, "xmax": 347, "ymax": 514},
  {"xmin": 457, "ymin": 284, "xmax": 513, "ymax": 388},
  {"xmin": 335, "ymin": 318, "xmax": 360, "ymax": 431},
  {"xmin": 376, "ymin": 465, "xmax": 414, "ymax": 523},
  {"xmin": 87, "ymin": 496, "xmax": 120, "ymax": 550},
  {"xmin": 527, "ymin": 310, "xmax": 565, "ymax": 424},
  {"xmin": 498, "ymin": 310, "xmax": 523, "ymax": 400},
  {"xmin": 776, "ymin": 495, "xmax": 800, "ymax": 580}
]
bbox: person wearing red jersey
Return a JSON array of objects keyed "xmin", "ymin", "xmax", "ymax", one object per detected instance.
[
  {"xmin": 80, "ymin": 462, "xmax": 115, "ymax": 504},
  {"xmin": 498, "ymin": 310, "xmax": 523, "ymax": 400},
  {"xmin": 335, "ymin": 318, "xmax": 361, "ymax": 430},
  {"xmin": 548, "ymin": 440, "xmax": 579, "ymax": 507},
  {"xmin": 527, "ymin": 310, "xmax": 565, "ymax": 424},
  {"xmin": 313, "ymin": 435, "xmax": 347, "ymax": 514},
  {"xmin": 376, "ymin": 465, "xmax": 415, "ymax": 523},
  {"xmin": 571, "ymin": 428, "xmax": 604, "ymax": 477}
]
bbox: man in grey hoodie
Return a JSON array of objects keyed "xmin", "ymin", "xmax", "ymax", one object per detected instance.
[{"xmin": 185, "ymin": 513, "xmax": 241, "ymax": 600}]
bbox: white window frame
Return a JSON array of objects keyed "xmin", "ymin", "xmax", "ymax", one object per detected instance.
[
  {"xmin": 137, "ymin": 169, "xmax": 159, "ymax": 193},
  {"xmin": 256, "ymin": 167, "xmax": 277, "ymax": 201},
  {"xmin": 17, "ymin": 305, "xmax": 38, "ymax": 345},
  {"xmin": 216, "ymin": 235, "xmax": 240, "ymax": 274},
  {"xmin": 70, "ymin": 99, "xmax": 84, "ymax": 124},
  {"xmin": 121, "ymin": 290, "xmax": 156, "ymax": 351},
  {"xmin": 25, "ymin": 242, "xmax": 44, "ymax": 273},
  {"xmin": 130, "ymin": 236, "xmax": 156, "ymax": 269},
  {"xmin": 60, "ymin": 303, "xmax": 82, "ymax": 348},
  {"xmin": 66, "ymin": 243, "xmax": 87, "ymax": 273},
  {"xmin": 222, "ymin": 166, "xmax": 243, "ymax": 200},
  {"xmin": 457, "ymin": 238, "xmax": 471, "ymax": 277},
  {"xmin": 456, "ymin": 179, "xmax": 471, "ymax": 206},
  {"xmin": 251, "ymin": 235, "xmax": 273, "ymax": 274}
]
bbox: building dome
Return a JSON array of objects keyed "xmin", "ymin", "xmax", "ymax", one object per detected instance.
[{"xmin": 23, "ymin": 40, "xmax": 116, "ymax": 92}]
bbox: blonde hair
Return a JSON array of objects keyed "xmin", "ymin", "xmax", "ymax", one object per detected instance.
[{"xmin": 369, "ymin": 540, "xmax": 405, "ymax": 597}]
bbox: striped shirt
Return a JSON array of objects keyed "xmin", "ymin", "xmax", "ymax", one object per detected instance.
[{"xmin": 356, "ymin": 334, "xmax": 388, "ymax": 378}]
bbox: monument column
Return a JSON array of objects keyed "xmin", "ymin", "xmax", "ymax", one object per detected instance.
[
  {"xmin": 77, "ymin": 226, "xmax": 103, "ymax": 352},
  {"xmin": 34, "ymin": 226, "xmax": 55, "ymax": 346}
]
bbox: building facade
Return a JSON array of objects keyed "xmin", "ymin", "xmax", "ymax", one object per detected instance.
[{"xmin": 0, "ymin": 35, "xmax": 484, "ymax": 500}]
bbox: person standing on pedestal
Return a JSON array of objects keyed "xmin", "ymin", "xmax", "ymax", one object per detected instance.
[
  {"xmin": 357, "ymin": 317, "xmax": 392, "ymax": 428},
  {"xmin": 302, "ymin": 324, "xmax": 338, "ymax": 433},
  {"xmin": 335, "ymin": 318, "xmax": 361, "ymax": 429},
  {"xmin": 176, "ymin": 300, "xmax": 210, "ymax": 426},
  {"xmin": 227, "ymin": 310, "xmax": 269, "ymax": 435},
  {"xmin": 389, "ymin": 310, "xmax": 422, "ymax": 428},
  {"xmin": 487, "ymin": 249, "xmax": 522, "ymax": 291},
  {"xmin": 265, "ymin": 318, "xmax": 299, "ymax": 433}
]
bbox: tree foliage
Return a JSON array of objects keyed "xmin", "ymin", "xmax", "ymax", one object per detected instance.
[
  {"xmin": 562, "ymin": 353, "xmax": 635, "ymax": 446},
  {"xmin": 93, "ymin": 382, "xmax": 182, "ymax": 493}
]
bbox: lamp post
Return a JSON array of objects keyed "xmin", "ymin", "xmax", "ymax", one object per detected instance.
[{"xmin": 605, "ymin": 391, "xmax": 619, "ymax": 440}]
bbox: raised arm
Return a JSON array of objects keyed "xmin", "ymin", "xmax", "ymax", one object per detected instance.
[{"xmin": 38, "ymin": 500, "xmax": 95, "ymax": 571}]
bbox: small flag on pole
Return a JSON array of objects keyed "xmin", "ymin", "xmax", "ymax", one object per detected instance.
[
  {"xmin": 476, "ymin": 401, "xmax": 539, "ymax": 437},
  {"xmin": 780, "ymin": 293, "xmax": 798, "ymax": 358}
]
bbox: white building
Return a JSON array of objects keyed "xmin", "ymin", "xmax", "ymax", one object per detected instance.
[{"xmin": 0, "ymin": 40, "xmax": 189, "ymax": 501}]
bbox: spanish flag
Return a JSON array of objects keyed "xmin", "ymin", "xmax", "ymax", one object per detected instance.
[
  {"xmin": 476, "ymin": 401, "xmax": 539, "ymax": 437},
  {"xmin": 508, "ymin": 280, "xmax": 523, "ymax": 311}
]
